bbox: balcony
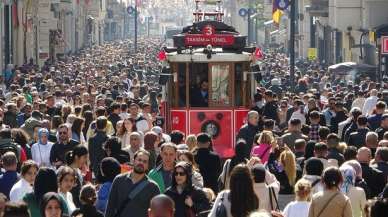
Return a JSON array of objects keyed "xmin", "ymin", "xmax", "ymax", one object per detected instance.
[{"xmin": 305, "ymin": 0, "xmax": 329, "ymax": 17}]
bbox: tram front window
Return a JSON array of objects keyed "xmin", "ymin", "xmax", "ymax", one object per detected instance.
[{"xmin": 189, "ymin": 63, "xmax": 209, "ymax": 107}]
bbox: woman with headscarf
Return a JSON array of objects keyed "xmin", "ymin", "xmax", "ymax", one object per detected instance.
[
  {"xmin": 165, "ymin": 161, "xmax": 211, "ymax": 217},
  {"xmin": 339, "ymin": 165, "xmax": 367, "ymax": 217},
  {"xmin": 31, "ymin": 128, "xmax": 54, "ymax": 167},
  {"xmin": 23, "ymin": 167, "xmax": 69, "ymax": 217}
]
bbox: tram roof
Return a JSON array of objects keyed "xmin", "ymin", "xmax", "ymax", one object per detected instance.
[{"xmin": 166, "ymin": 48, "xmax": 252, "ymax": 63}]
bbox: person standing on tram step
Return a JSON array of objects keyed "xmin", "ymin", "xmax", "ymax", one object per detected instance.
[
  {"xmin": 190, "ymin": 79, "xmax": 208, "ymax": 107},
  {"xmin": 105, "ymin": 150, "xmax": 160, "ymax": 217}
]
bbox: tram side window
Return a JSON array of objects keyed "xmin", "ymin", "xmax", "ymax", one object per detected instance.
[
  {"xmin": 235, "ymin": 63, "xmax": 243, "ymax": 107},
  {"xmin": 189, "ymin": 63, "xmax": 209, "ymax": 107},
  {"xmin": 178, "ymin": 63, "xmax": 186, "ymax": 107}
]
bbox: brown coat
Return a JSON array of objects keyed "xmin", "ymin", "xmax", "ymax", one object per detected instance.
[{"xmin": 308, "ymin": 189, "xmax": 353, "ymax": 217}]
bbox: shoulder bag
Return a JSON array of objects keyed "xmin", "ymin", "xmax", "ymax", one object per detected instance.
[
  {"xmin": 113, "ymin": 178, "xmax": 149, "ymax": 217},
  {"xmin": 215, "ymin": 192, "xmax": 228, "ymax": 217}
]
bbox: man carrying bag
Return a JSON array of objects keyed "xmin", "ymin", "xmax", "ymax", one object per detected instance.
[{"xmin": 105, "ymin": 150, "xmax": 160, "ymax": 217}]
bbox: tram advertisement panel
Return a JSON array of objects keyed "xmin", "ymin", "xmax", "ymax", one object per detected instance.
[{"xmin": 189, "ymin": 110, "xmax": 234, "ymax": 158}]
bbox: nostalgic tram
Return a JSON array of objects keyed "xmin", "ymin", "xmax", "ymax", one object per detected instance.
[{"xmin": 159, "ymin": 0, "xmax": 262, "ymax": 158}]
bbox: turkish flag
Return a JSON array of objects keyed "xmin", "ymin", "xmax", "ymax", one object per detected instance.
[
  {"xmin": 254, "ymin": 48, "xmax": 264, "ymax": 60},
  {"xmin": 158, "ymin": 50, "xmax": 167, "ymax": 61}
]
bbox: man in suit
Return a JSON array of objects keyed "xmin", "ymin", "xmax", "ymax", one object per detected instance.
[{"xmin": 190, "ymin": 79, "xmax": 208, "ymax": 107}]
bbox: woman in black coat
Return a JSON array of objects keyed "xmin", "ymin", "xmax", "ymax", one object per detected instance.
[{"xmin": 165, "ymin": 161, "xmax": 211, "ymax": 217}]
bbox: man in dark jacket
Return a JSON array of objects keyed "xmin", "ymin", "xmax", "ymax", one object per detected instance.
[
  {"xmin": 3, "ymin": 103, "xmax": 18, "ymax": 128},
  {"xmin": 105, "ymin": 150, "xmax": 160, "ymax": 217},
  {"xmin": 372, "ymin": 147, "xmax": 388, "ymax": 180},
  {"xmin": 194, "ymin": 133, "xmax": 221, "ymax": 193},
  {"xmin": 367, "ymin": 101, "xmax": 386, "ymax": 131},
  {"xmin": 357, "ymin": 147, "xmax": 386, "ymax": 198},
  {"xmin": 326, "ymin": 133, "xmax": 345, "ymax": 166},
  {"xmin": 343, "ymin": 107, "xmax": 363, "ymax": 142},
  {"xmin": 348, "ymin": 116, "xmax": 370, "ymax": 149},
  {"xmin": 330, "ymin": 102, "xmax": 348, "ymax": 133},
  {"xmin": 190, "ymin": 80, "xmax": 208, "ymax": 107},
  {"xmin": 88, "ymin": 117, "xmax": 109, "ymax": 175},
  {"xmin": 376, "ymin": 114, "xmax": 388, "ymax": 140},
  {"xmin": 236, "ymin": 110, "xmax": 260, "ymax": 158},
  {"xmin": 262, "ymin": 90, "xmax": 279, "ymax": 123},
  {"xmin": 50, "ymin": 124, "xmax": 79, "ymax": 168},
  {"xmin": 108, "ymin": 102, "xmax": 121, "ymax": 133}
]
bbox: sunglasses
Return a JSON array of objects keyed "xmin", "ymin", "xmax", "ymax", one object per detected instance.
[
  {"xmin": 59, "ymin": 131, "xmax": 68, "ymax": 135},
  {"xmin": 174, "ymin": 172, "xmax": 186, "ymax": 177}
]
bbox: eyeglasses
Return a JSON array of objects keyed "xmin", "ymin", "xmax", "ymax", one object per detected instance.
[{"xmin": 174, "ymin": 172, "xmax": 186, "ymax": 176}]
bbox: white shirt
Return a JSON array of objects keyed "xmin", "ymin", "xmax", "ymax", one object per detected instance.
[
  {"xmin": 9, "ymin": 178, "xmax": 33, "ymax": 202},
  {"xmin": 31, "ymin": 142, "xmax": 53, "ymax": 167},
  {"xmin": 362, "ymin": 96, "xmax": 378, "ymax": 116},
  {"xmin": 60, "ymin": 192, "xmax": 76, "ymax": 214},
  {"xmin": 283, "ymin": 201, "xmax": 310, "ymax": 217},
  {"xmin": 352, "ymin": 98, "xmax": 365, "ymax": 110}
]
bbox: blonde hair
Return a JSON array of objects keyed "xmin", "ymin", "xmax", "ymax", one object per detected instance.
[
  {"xmin": 280, "ymin": 150, "xmax": 297, "ymax": 186},
  {"xmin": 257, "ymin": 131, "xmax": 274, "ymax": 145},
  {"xmin": 338, "ymin": 142, "xmax": 347, "ymax": 154},
  {"xmin": 294, "ymin": 179, "xmax": 312, "ymax": 201},
  {"xmin": 185, "ymin": 134, "xmax": 197, "ymax": 151}
]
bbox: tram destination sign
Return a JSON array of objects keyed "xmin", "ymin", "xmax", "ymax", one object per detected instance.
[{"xmin": 184, "ymin": 25, "xmax": 235, "ymax": 46}]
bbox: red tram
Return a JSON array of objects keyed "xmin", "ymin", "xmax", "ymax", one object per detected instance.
[{"xmin": 159, "ymin": 0, "xmax": 262, "ymax": 158}]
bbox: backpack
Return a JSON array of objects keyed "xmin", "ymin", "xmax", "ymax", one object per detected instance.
[{"xmin": 0, "ymin": 142, "xmax": 21, "ymax": 161}]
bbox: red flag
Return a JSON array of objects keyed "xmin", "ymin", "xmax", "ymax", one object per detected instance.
[
  {"xmin": 158, "ymin": 50, "xmax": 167, "ymax": 61},
  {"xmin": 254, "ymin": 47, "xmax": 264, "ymax": 60}
]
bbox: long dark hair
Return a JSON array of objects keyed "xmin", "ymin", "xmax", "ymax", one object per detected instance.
[
  {"xmin": 33, "ymin": 167, "xmax": 58, "ymax": 203},
  {"xmin": 11, "ymin": 128, "xmax": 30, "ymax": 148},
  {"xmin": 71, "ymin": 117, "xmax": 84, "ymax": 139},
  {"xmin": 40, "ymin": 192, "xmax": 63, "ymax": 217},
  {"xmin": 230, "ymin": 140, "xmax": 247, "ymax": 172},
  {"xmin": 82, "ymin": 110, "xmax": 93, "ymax": 137},
  {"xmin": 229, "ymin": 164, "xmax": 259, "ymax": 217},
  {"xmin": 171, "ymin": 161, "xmax": 193, "ymax": 189},
  {"xmin": 65, "ymin": 145, "xmax": 88, "ymax": 166}
]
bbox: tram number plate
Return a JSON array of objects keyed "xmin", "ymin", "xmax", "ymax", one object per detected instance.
[{"xmin": 185, "ymin": 34, "xmax": 235, "ymax": 46}]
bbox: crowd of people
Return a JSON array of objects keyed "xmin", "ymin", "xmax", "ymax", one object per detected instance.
[{"xmin": 0, "ymin": 40, "xmax": 387, "ymax": 217}]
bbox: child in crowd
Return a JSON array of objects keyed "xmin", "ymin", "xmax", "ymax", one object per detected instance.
[{"xmin": 282, "ymin": 179, "xmax": 311, "ymax": 217}]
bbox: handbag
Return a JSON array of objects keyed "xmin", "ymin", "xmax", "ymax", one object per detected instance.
[
  {"xmin": 215, "ymin": 192, "xmax": 228, "ymax": 217},
  {"xmin": 217, "ymin": 160, "xmax": 231, "ymax": 191}
]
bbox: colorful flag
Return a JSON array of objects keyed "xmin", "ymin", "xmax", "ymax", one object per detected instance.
[{"xmin": 272, "ymin": 9, "xmax": 283, "ymax": 24}]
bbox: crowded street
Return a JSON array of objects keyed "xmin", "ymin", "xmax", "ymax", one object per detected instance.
[{"xmin": 1, "ymin": 0, "xmax": 388, "ymax": 217}]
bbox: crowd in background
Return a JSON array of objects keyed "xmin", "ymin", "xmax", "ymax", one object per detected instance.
[{"xmin": 0, "ymin": 41, "xmax": 387, "ymax": 217}]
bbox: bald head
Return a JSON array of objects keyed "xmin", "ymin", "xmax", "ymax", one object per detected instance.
[
  {"xmin": 357, "ymin": 147, "xmax": 371, "ymax": 163},
  {"xmin": 148, "ymin": 194, "xmax": 175, "ymax": 217}
]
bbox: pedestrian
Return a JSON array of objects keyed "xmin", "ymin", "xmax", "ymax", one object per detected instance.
[
  {"xmin": 23, "ymin": 167, "xmax": 69, "ymax": 217},
  {"xmin": 105, "ymin": 150, "xmax": 160, "ymax": 217},
  {"xmin": 0, "ymin": 152, "xmax": 19, "ymax": 198},
  {"xmin": 148, "ymin": 194, "xmax": 175, "ymax": 217},
  {"xmin": 40, "ymin": 192, "xmax": 64, "ymax": 217},
  {"xmin": 2, "ymin": 202, "xmax": 30, "ymax": 217},
  {"xmin": 148, "ymin": 142, "xmax": 177, "ymax": 193},
  {"xmin": 57, "ymin": 166, "xmax": 77, "ymax": 214},
  {"xmin": 88, "ymin": 116, "xmax": 108, "ymax": 176},
  {"xmin": 9, "ymin": 160, "xmax": 38, "ymax": 202},
  {"xmin": 72, "ymin": 184, "xmax": 103, "ymax": 217},
  {"xmin": 65, "ymin": 145, "xmax": 88, "ymax": 208},
  {"xmin": 283, "ymin": 179, "xmax": 312, "ymax": 217},
  {"xmin": 208, "ymin": 164, "xmax": 259, "ymax": 217},
  {"xmin": 236, "ymin": 111, "xmax": 261, "ymax": 159},
  {"xmin": 177, "ymin": 150, "xmax": 204, "ymax": 188},
  {"xmin": 194, "ymin": 133, "xmax": 221, "ymax": 193},
  {"xmin": 31, "ymin": 128, "xmax": 53, "ymax": 167},
  {"xmin": 103, "ymin": 136, "xmax": 130, "ymax": 164},
  {"xmin": 251, "ymin": 131, "xmax": 276, "ymax": 164},
  {"xmin": 165, "ymin": 161, "xmax": 210, "ymax": 217},
  {"xmin": 308, "ymin": 167, "xmax": 352, "ymax": 217},
  {"xmin": 95, "ymin": 157, "xmax": 121, "ymax": 213},
  {"xmin": 50, "ymin": 124, "xmax": 79, "ymax": 168},
  {"xmin": 251, "ymin": 164, "xmax": 280, "ymax": 213}
]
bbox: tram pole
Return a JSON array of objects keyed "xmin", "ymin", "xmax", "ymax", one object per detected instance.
[
  {"xmin": 289, "ymin": 0, "xmax": 296, "ymax": 91},
  {"xmin": 134, "ymin": 0, "xmax": 138, "ymax": 53}
]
